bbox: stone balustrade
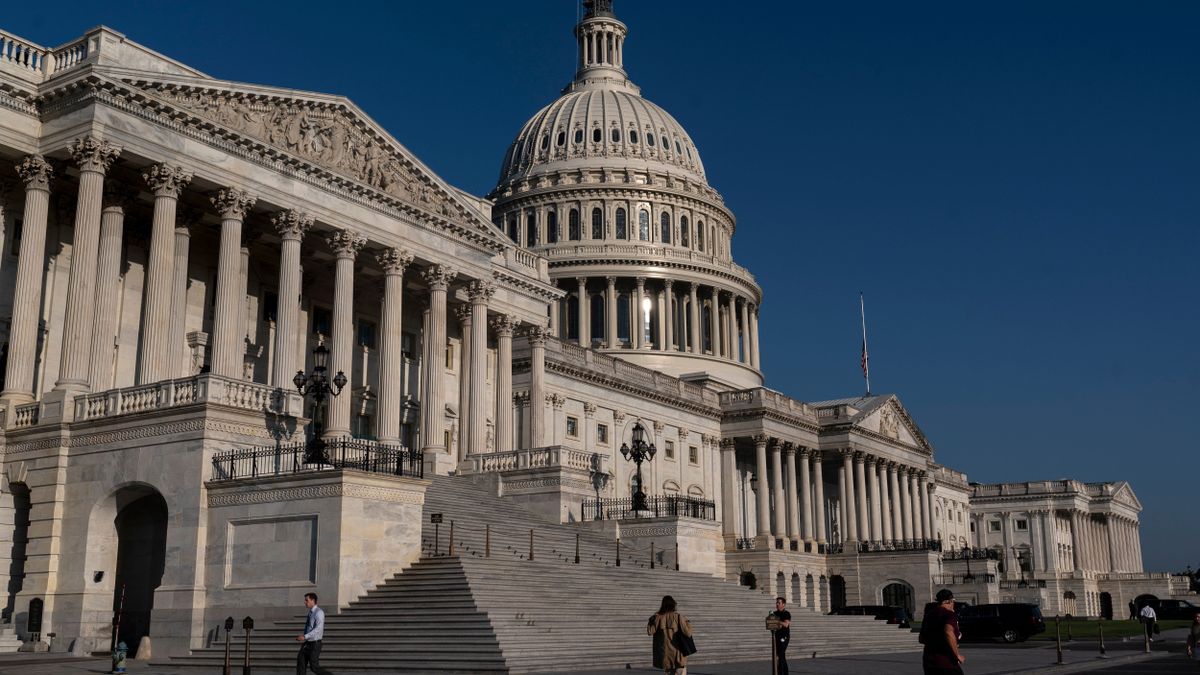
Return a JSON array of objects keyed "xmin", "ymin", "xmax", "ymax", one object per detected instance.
[
  {"xmin": 543, "ymin": 243, "xmax": 756, "ymax": 285},
  {"xmin": 718, "ymin": 387, "xmax": 815, "ymax": 421},
  {"xmin": 10, "ymin": 402, "xmax": 40, "ymax": 429},
  {"xmin": 0, "ymin": 29, "xmax": 90, "ymax": 82},
  {"xmin": 464, "ymin": 446, "xmax": 602, "ymax": 474},
  {"xmin": 60, "ymin": 373, "xmax": 302, "ymax": 424}
]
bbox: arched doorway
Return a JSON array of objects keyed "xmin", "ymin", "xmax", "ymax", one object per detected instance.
[
  {"xmin": 1063, "ymin": 591, "xmax": 1078, "ymax": 616},
  {"xmin": 739, "ymin": 570, "xmax": 757, "ymax": 590},
  {"xmin": 82, "ymin": 485, "xmax": 168, "ymax": 656},
  {"xmin": 3, "ymin": 482, "xmax": 30, "ymax": 625},
  {"xmin": 829, "ymin": 575, "xmax": 847, "ymax": 611},
  {"xmin": 775, "ymin": 572, "xmax": 786, "ymax": 600},
  {"xmin": 1099, "ymin": 592, "xmax": 1113, "ymax": 620},
  {"xmin": 882, "ymin": 580, "xmax": 915, "ymax": 617},
  {"xmin": 1134, "ymin": 593, "xmax": 1158, "ymax": 609},
  {"xmin": 790, "ymin": 574, "xmax": 802, "ymax": 607}
]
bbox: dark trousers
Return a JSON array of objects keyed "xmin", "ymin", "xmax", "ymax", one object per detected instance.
[
  {"xmin": 774, "ymin": 633, "xmax": 789, "ymax": 675},
  {"xmin": 297, "ymin": 640, "xmax": 332, "ymax": 675},
  {"xmin": 923, "ymin": 666, "xmax": 964, "ymax": 675}
]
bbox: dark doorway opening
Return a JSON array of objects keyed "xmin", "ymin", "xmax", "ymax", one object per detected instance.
[
  {"xmin": 1099, "ymin": 592, "xmax": 1113, "ymax": 620},
  {"xmin": 3, "ymin": 482, "xmax": 30, "ymax": 624},
  {"xmin": 883, "ymin": 581, "xmax": 915, "ymax": 617},
  {"xmin": 829, "ymin": 575, "xmax": 847, "ymax": 611},
  {"xmin": 112, "ymin": 493, "xmax": 168, "ymax": 655}
]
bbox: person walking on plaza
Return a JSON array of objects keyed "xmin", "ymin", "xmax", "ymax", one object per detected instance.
[
  {"xmin": 1128, "ymin": 600, "xmax": 1138, "ymax": 621},
  {"xmin": 1140, "ymin": 602, "xmax": 1158, "ymax": 644},
  {"xmin": 1187, "ymin": 614, "xmax": 1200, "ymax": 663},
  {"xmin": 770, "ymin": 597, "xmax": 793, "ymax": 675},
  {"xmin": 647, "ymin": 595, "xmax": 693, "ymax": 675},
  {"xmin": 296, "ymin": 592, "xmax": 333, "ymax": 675},
  {"xmin": 920, "ymin": 589, "xmax": 965, "ymax": 675}
]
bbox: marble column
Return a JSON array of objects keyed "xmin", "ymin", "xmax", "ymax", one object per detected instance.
[
  {"xmin": 1043, "ymin": 511, "xmax": 1057, "ymax": 572},
  {"xmin": 853, "ymin": 452, "xmax": 869, "ymax": 542},
  {"xmin": 1069, "ymin": 511, "xmax": 1082, "ymax": 571},
  {"xmin": 813, "ymin": 451, "xmax": 827, "ymax": 543},
  {"xmin": 376, "ymin": 248, "xmax": 412, "ymax": 445},
  {"xmin": 454, "ymin": 304, "xmax": 472, "ymax": 459},
  {"xmin": 754, "ymin": 434, "xmax": 770, "ymax": 538},
  {"xmin": 55, "ymin": 137, "xmax": 123, "ymax": 392},
  {"xmin": 576, "ymin": 277, "xmax": 589, "ymax": 347},
  {"xmin": 655, "ymin": 288, "xmax": 667, "ymax": 350},
  {"xmin": 528, "ymin": 325, "xmax": 550, "ymax": 447},
  {"xmin": 270, "ymin": 210, "xmax": 312, "ymax": 388},
  {"xmin": 491, "ymin": 314, "xmax": 516, "ymax": 454},
  {"xmin": 720, "ymin": 439, "xmax": 737, "ymax": 543},
  {"xmin": 466, "ymin": 281, "xmax": 494, "ymax": 457},
  {"xmin": 324, "ymin": 229, "xmax": 365, "ymax": 437},
  {"xmin": 750, "ymin": 304, "xmax": 761, "ymax": 369},
  {"xmin": 784, "ymin": 443, "xmax": 800, "ymax": 543},
  {"xmin": 898, "ymin": 468, "xmax": 913, "ymax": 540},
  {"xmin": 688, "ymin": 283, "xmax": 700, "ymax": 354},
  {"xmin": 909, "ymin": 471, "xmax": 922, "ymax": 539},
  {"xmin": 866, "ymin": 457, "xmax": 882, "ymax": 542},
  {"xmin": 840, "ymin": 449, "xmax": 858, "ymax": 542},
  {"xmin": 663, "ymin": 280, "xmax": 674, "ymax": 351},
  {"xmin": 208, "ymin": 188, "xmax": 256, "ymax": 379},
  {"xmin": 918, "ymin": 474, "xmax": 932, "ymax": 540},
  {"xmin": 1, "ymin": 156, "xmax": 53, "ymax": 403},
  {"xmin": 421, "ymin": 265, "xmax": 457, "ymax": 453},
  {"xmin": 880, "ymin": 462, "xmax": 894, "ymax": 542},
  {"xmin": 770, "ymin": 439, "xmax": 785, "ymax": 540},
  {"xmin": 709, "ymin": 287, "xmax": 721, "ymax": 356},
  {"xmin": 86, "ymin": 187, "xmax": 131, "ymax": 391},
  {"xmin": 1029, "ymin": 510, "xmax": 1044, "ymax": 572},
  {"xmin": 888, "ymin": 463, "xmax": 903, "ymax": 541},
  {"xmin": 799, "ymin": 448, "xmax": 814, "ymax": 543},
  {"xmin": 634, "ymin": 277, "xmax": 646, "ymax": 349},
  {"xmin": 138, "ymin": 164, "xmax": 192, "ymax": 384},
  {"xmin": 606, "ymin": 276, "xmax": 618, "ymax": 348},
  {"xmin": 1000, "ymin": 513, "xmax": 1013, "ymax": 578},
  {"xmin": 738, "ymin": 297, "xmax": 750, "ymax": 364},
  {"xmin": 169, "ymin": 209, "xmax": 199, "ymax": 377}
]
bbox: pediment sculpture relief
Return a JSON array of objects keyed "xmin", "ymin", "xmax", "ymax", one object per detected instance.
[
  {"xmin": 138, "ymin": 86, "xmax": 469, "ymax": 225},
  {"xmin": 879, "ymin": 406, "xmax": 899, "ymax": 439}
]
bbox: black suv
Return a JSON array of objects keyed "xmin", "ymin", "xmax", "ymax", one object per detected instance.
[
  {"xmin": 829, "ymin": 605, "xmax": 911, "ymax": 628},
  {"xmin": 957, "ymin": 603, "xmax": 1046, "ymax": 643},
  {"xmin": 1145, "ymin": 599, "xmax": 1200, "ymax": 620}
]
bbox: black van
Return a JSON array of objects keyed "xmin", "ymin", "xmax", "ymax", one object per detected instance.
[{"xmin": 958, "ymin": 603, "xmax": 1046, "ymax": 643}]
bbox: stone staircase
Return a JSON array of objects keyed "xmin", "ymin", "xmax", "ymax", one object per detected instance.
[
  {"xmin": 165, "ymin": 474, "xmax": 918, "ymax": 673},
  {"xmin": 0, "ymin": 626, "xmax": 21, "ymax": 653}
]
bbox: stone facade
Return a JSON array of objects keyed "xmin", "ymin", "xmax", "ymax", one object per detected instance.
[{"xmin": 0, "ymin": 3, "xmax": 1189, "ymax": 658}]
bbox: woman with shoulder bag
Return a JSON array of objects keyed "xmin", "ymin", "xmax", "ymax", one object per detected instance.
[
  {"xmin": 647, "ymin": 595, "xmax": 695, "ymax": 675},
  {"xmin": 1187, "ymin": 614, "xmax": 1200, "ymax": 662}
]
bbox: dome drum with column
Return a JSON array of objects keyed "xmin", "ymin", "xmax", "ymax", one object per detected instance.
[{"xmin": 491, "ymin": 0, "xmax": 764, "ymax": 389}]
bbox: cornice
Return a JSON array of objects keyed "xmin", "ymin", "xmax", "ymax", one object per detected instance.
[
  {"xmin": 492, "ymin": 268, "xmax": 565, "ymax": 302},
  {"xmin": 516, "ymin": 356, "xmax": 722, "ymax": 418},
  {"xmin": 721, "ymin": 408, "xmax": 821, "ymax": 436},
  {"xmin": 493, "ymin": 182, "xmax": 734, "ymax": 227},
  {"xmin": 548, "ymin": 257, "xmax": 760, "ymax": 299}
]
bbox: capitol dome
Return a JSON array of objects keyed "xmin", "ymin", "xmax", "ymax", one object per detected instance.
[{"xmin": 490, "ymin": 0, "xmax": 764, "ymax": 390}]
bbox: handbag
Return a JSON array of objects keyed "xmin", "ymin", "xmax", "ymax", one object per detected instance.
[
  {"xmin": 673, "ymin": 630, "xmax": 697, "ymax": 657},
  {"xmin": 1152, "ymin": 621, "xmax": 1160, "ymax": 635}
]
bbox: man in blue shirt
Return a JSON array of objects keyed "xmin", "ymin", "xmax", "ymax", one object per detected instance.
[{"xmin": 296, "ymin": 592, "xmax": 332, "ymax": 675}]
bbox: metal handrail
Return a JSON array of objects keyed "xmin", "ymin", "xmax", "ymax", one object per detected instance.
[
  {"xmin": 582, "ymin": 495, "xmax": 716, "ymax": 521},
  {"xmin": 210, "ymin": 439, "xmax": 423, "ymax": 481}
]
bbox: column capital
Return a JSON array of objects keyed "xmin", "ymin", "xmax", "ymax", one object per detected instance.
[
  {"xmin": 583, "ymin": 402, "xmax": 597, "ymax": 417},
  {"xmin": 453, "ymin": 303, "xmax": 473, "ymax": 324},
  {"xmin": 689, "ymin": 281, "xmax": 699, "ymax": 292},
  {"xmin": 635, "ymin": 276, "xmax": 646, "ymax": 288},
  {"xmin": 838, "ymin": 447, "xmax": 855, "ymax": 460},
  {"xmin": 663, "ymin": 278, "xmax": 674, "ymax": 290},
  {"xmin": 767, "ymin": 437, "xmax": 782, "ymax": 451},
  {"xmin": 210, "ymin": 188, "xmax": 257, "ymax": 220},
  {"xmin": 327, "ymin": 229, "xmax": 366, "ymax": 259},
  {"xmin": 467, "ymin": 280, "xmax": 496, "ymax": 303},
  {"xmin": 719, "ymin": 438, "xmax": 736, "ymax": 451},
  {"xmin": 782, "ymin": 442, "xmax": 796, "ymax": 457},
  {"xmin": 376, "ymin": 247, "xmax": 414, "ymax": 274},
  {"xmin": 752, "ymin": 433, "xmax": 769, "ymax": 448},
  {"xmin": 853, "ymin": 450, "xmax": 866, "ymax": 463},
  {"xmin": 68, "ymin": 135, "xmax": 122, "ymax": 174},
  {"xmin": 575, "ymin": 276, "xmax": 588, "ymax": 286},
  {"xmin": 549, "ymin": 393, "xmax": 566, "ymax": 409},
  {"xmin": 864, "ymin": 454, "xmax": 877, "ymax": 467},
  {"xmin": 489, "ymin": 314, "xmax": 518, "ymax": 337},
  {"xmin": 143, "ymin": 163, "xmax": 193, "ymax": 198},
  {"xmin": 605, "ymin": 275, "xmax": 617, "ymax": 286},
  {"xmin": 652, "ymin": 420, "xmax": 665, "ymax": 434},
  {"xmin": 798, "ymin": 446, "xmax": 810, "ymax": 459},
  {"xmin": 524, "ymin": 324, "xmax": 552, "ymax": 345},
  {"xmin": 272, "ymin": 209, "xmax": 314, "ymax": 241},
  {"xmin": 422, "ymin": 264, "xmax": 458, "ymax": 291},
  {"xmin": 15, "ymin": 154, "xmax": 53, "ymax": 191}
]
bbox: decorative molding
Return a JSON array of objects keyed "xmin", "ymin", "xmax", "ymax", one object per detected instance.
[
  {"xmin": 143, "ymin": 163, "xmax": 193, "ymax": 198},
  {"xmin": 15, "ymin": 155, "xmax": 53, "ymax": 191},
  {"xmin": 210, "ymin": 188, "xmax": 257, "ymax": 220},
  {"xmin": 376, "ymin": 247, "xmax": 414, "ymax": 275},
  {"xmin": 68, "ymin": 135, "xmax": 122, "ymax": 174},
  {"xmin": 327, "ymin": 229, "xmax": 367, "ymax": 258},
  {"xmin": 272, "ymin": 209, "xmax": 313, "ymax": 241}
]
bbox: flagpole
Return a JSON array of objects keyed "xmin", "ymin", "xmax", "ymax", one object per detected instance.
[{"xmin": 860, "ymin": 292, "xmax": 871, "ymax": 396}]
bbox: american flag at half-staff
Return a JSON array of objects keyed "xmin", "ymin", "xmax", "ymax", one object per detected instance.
[{"xmin": 860, "ymin": 292, "xmax": 871, "ymax": 396}]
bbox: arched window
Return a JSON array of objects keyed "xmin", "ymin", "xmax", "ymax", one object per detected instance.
[
  {"xmin": 574, "ymin": 129, "xmax": 584, "ymax": 144},
  {"xmin": 615, "ymin": 208, "xmax": 627, "ymax": 240},
  {"xmin": 675, "ymin": 139, "xmax": 682, "ymax": 154},
  {"xmin": 638, "ymin": 210, "xmax": 650, "ymax": 241},
  {"xmin": 660, "ymin": 212, "xmax": 671, "ymax": 244},
  {"xmin": 526, "ymin": 212, "xmax": 538, "ymax": 247},
  {"xmin": 568, "ymin": 209, "xmax": 581, "ymax": 241},
  {"xmin": 592, "ymin": 207, "xmax": 604, "ymax": 239},
  {"xmin": 630, "ymin": 130, "xmax": 639, "ymax": 144},
  {"xmin": 680, "ymin": 216, "xmax": 690, "ymax": 247},
  {"xmin": 661, "ymin": 134, "xmax": 669, "ymax": 149},
  {"xmin": 697, "ymin": 220, "xmax": 705, "ymax": 251},
  {"xmin": 540, "ymin": 135, "xmax": 549, "ymax": 150},
  {"xmin": 507, "ymin": 216, "xmax": 518, "ymax": 243},
  {"xmin": 647, "ymin": 132, "xmax": 656, "ymax": 147},
  {"xmin": 592, "ymin": 128, "xmax": 602, "ymax": 143},
  {"xmin": 556, "ymin": 131, "xmax": 565, "ymax": 146},
  {"xmin": 611, "ymin": 128, "xmax": 620, "ymax": 143},
  {"xmin": 546, "ymin": 211, "xmax": 558, "ymax": 243}
]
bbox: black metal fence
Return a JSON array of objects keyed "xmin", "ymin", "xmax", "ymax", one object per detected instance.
[
  {"xmin": 210, "ymin": 439, "xmax": 423, "ymax": 482},
  {"xmin": 582, "ymin": 495, "xmax": 717, "ymax": 521},
  {"xmin": 942, "ymin": 547, "xmax": 1001, "ymax": 561}
]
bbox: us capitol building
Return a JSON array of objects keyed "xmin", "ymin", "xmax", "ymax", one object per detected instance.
[{"xmin": 0, "ymin": 0, "xmax": 1189, "ymax": 665}]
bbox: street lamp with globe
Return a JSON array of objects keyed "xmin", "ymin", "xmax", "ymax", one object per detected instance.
[
  {"xmin": 293, "ymin": 342, "xmax": 347, "ymax": 464},
  {"xmin": 619, "ymin": 420, "xmax": 656, "ymax": 512}
]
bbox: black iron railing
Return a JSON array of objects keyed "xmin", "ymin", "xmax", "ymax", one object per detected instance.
[
  {"xmin": 582, "ymin": 495, "xmax": 716, "ymax": 521},
  {"xmin": 210, "ymin": 439, "xmax": 423, "ymax": 482},
  {"xmin": 942, "ymin": 547, "xmax": 1001, "ymax": 561},
  {"xmin": 735, "ymin": 537, "xmax": 756, "ymax": 550},
  {"xmin": 935, "ymin": 573, "xmax": 997, "ymax": 584},
  {"xmin": 859, "ymin": 538, "xmax": 943, "ymax": 553}
]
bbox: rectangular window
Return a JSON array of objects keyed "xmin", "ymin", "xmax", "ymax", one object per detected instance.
[
  {"xmin": 1015, "ymin": 519, "xmax": 1028, "ymax": 531},
  {"xmin": 988, "ymin": 521, "xmax": 1001, "ymax": 533},
  {"xmin": 358, "ymin": 319, "xmax": 377, "ymax": 349},
  {"xmin": 566, "ymin": 416, "xmax": 579, "ymax": 439},
  {"xmin": 311, "ymin": 307, "xmax": 332, "ymax": 336},
  {"xmin": 688, "ymin": 445, "xmax": 698, "ymax": 464},
  {"xmin": 664, "ymin": 440, "xmax": 675, "ymax": 460},
  {"xmin": 596, "ymin": 423, "xmax": 609, "ymax": 445}
]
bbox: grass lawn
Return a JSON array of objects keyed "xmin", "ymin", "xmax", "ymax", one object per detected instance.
[{"xmin": 1030, "ymin": 619, "xmax": 1191, "ymax": 640}]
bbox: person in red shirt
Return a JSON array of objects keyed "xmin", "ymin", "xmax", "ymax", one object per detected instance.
[{"xmin": 920, "ymin": 589, "xmax": 965, "ymax": 675}]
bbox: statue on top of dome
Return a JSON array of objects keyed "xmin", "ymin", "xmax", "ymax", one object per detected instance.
[{"xmin": 583, "ymin": 0, "xmax": 615, "ymax": 19}]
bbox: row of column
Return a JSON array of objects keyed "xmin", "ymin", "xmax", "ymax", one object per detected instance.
[
  {"xmin": 559, "ymin": 275, "xmax": 760, "ymax": 369},
  {"xmin": 836, "ymin": 450, "xmax": 934, "ymax": 544},
  {"xmin": 1069, "ymin": 510, "xmax": 1141, "ymax": 574},
  {"xmin": 722, "ymin": 436, "xmax": 829, "ymax": 545}
]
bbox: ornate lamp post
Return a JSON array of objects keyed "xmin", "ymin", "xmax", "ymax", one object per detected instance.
[
  {"xmin": 293, "ymin": 342, "xmax": 347, "ymax": 464},
  {"xmin": 963, "ymin": 544, "xmax": 976, "ymax": 583},
  {"xmin": 1013, "ymin": 546, "xmax": 1030, "ymax": 588},
  {"xmin": 619, "ymin": 420, "xmax": 656, "ymax": 512}
]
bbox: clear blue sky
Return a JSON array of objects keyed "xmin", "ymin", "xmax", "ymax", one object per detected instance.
[{"xmin": 9, "ymin": 1, "xmax": 1197, "ymax": 571}]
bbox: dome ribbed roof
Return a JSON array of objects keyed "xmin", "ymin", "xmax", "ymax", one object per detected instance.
[{"xmin": 496, "ymin": 88, "xmax": 707, "ymax": 187}]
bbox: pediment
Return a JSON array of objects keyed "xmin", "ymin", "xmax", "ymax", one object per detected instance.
[
  {"xmin": 1110, "ymin": 482, "xmax": 1143, "ymax": 511},
  {"xmin": 111, "ymin": 72, "xmax": 507, "ymax": 251},
  {"xmin": 854, "ymin": 396, "xmax": 934, "ymax": 454}
]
